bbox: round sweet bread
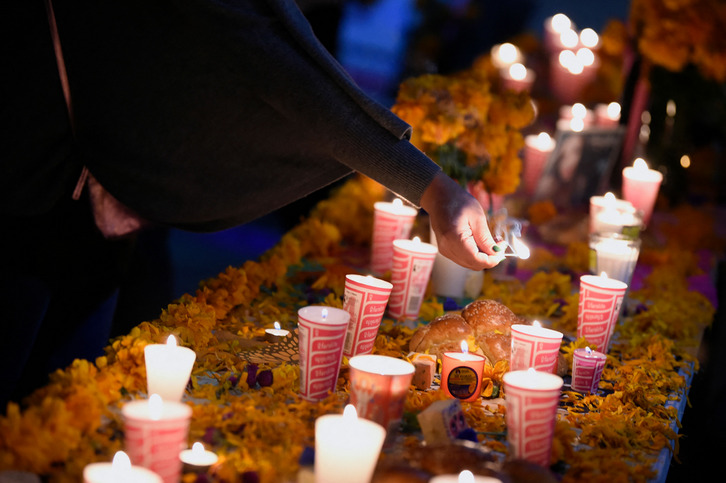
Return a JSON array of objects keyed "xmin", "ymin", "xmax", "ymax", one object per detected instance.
[{"xmin": 408, "ymin": 313, "xmax": 473, "ymax": 359}]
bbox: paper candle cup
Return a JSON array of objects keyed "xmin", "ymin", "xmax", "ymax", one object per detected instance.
[
  {"xmin": 83, "ymin": 452, "xmax": 163, "ymax": 483},
  {"xmin": 576, "ymin": 274, "xmax": 628, "ymax": 352},
  {"xmin": 370, "ymin": 200, "xmax": 418, "ymax": 275},
  {"xmin": 441, "ymin": 351, "xmax": 486, "ymax": 402},
  {"xmin": 122, "ymin": 397, "xmax": 192, "ymax": 483},
  {"xmin": 297, "ymin": 306, "xmax": 350, "ymax": 401},
  {"xmin": 588, "ymin": 232, "xmax": 641, "ymax": 286},
  {"xmin": 315, "ymin": 406, "xmax": 386, "ymax": 483},
  {"xmin": 144, "ymin": 336, "xmax": 196, "ymax": 403},
  {"xmin": 387, "ymin": 238, "xmax": 437, "ymax": 319},
  {"xmin": 522, "ymin": 133, "xmax": 556, "ymax": 196},
  {"xmin": 589, "ymin": 193, "xmax": 642, "ymax": 238},
  {"xmin": 342, "ymin": 274, "xmax": 393, "ymax": 357},
  {"xmin": 510, "ymin": 324, "xmax": 564, "ymax": 373},
  {"xmin": 571, "ymin": 348, "xmax": 607, "ymax": 393},
  {"xmin": 622, "ymin": 159, "xmax": 663, "ymax": 226},
  {"xmin": 348, "ymin": 355, "xmax": 415, "ymax": 432},
  {"xmin": 502, "ymin": 369, "xmax": 564, "ymax": 467}
]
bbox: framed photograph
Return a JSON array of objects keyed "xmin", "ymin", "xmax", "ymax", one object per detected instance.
[{"xmin": 533, "ymin": 126, "xmax": 626, "ymax": 211}]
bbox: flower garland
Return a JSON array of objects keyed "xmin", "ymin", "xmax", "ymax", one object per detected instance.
[{"xmin": 0, "ymin": 175, "xmax": 718, "ymax": 483}]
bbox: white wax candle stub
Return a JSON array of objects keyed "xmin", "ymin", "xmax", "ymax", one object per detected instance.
[
  {"xmin": 179, "ymin": 442, "xmax": 219, "ymax": 467},
  {"xmin": 83, "ymin": 451, "xmax": 162, "ymax": 483},
  {"xmin": 148, "ymin": 394, "xmax": 163, "ymax": 420},
  {"xmin": 503, "ymin": 367, "xmax": 564, "ymax": 390}
]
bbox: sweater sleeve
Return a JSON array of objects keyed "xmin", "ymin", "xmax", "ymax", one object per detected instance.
[{"xmin": 52, "ymin": 0, "xmax": 440, "ymax": 230}]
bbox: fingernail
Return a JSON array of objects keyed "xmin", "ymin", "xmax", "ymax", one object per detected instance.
[{"xmin": 492, "ymin": 245, "xmax": 502, "ymax": 252}]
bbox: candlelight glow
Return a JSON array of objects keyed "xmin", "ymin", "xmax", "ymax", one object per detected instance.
[
  {"xmin": 533, "ymin": 320, "xmax": 542, "ymax": 328},
  {"xmin": 600, "ymin": 271, "xmax": 609, "ymax": 278},
  {"xmin": 460, "ymin": 340, "xmax": 469, "ymax": 354},
  {"xmin": 508, "ymin": 62, "xmax": 527, "ymax": 81},
  {"xmin": 413, "ymin": 236, "xmax": 421, "ymax": 243},
  {"xmin": 513, "ymin": 237, "xmax": 530, "ymax": 259},
  {"xmin": 321, "ymin": 308, "xmax": 328, "ymax": 320},
  {"xmin": 666, "ymin": 100, "xmax": 676, "ymax": 117},
  {"xmin": 274, "ymin": 321, "xmax": 281, "ymax": 330},
  {"xmin": 148, "ymin": 393, "xmax": 163, "ymax": 421},
  {"xmin": 392, "ymin": 198, "xmax": 403, "ymax": 208},
  {"xmin": 111, "ymin": 451, "xmax": 131, "ymax": 472},
  {"xmin": 536, "ymin": 132, "xmax": 552, "ymax": 147},
  {"xmin": 498, "ymin": 42, "xmax": 519, "ymax": 63},
  {"xmin": 343, "ymin": 404, "xmax": 358, "ymax": 420},
  {"xmin": 580, "ymin": 28, "xmax": 599, "ymax": 48},
  {"xmin": 603, "ymin": 192, "xmax": 616, "ymax": 203},
  {"xmin": 458, "ymin": 470, "xmax": 475, "ymax": 483},
  {"xmin": 633, "ymin": 158, "xmax": 649, "ymax": 171},
  {"xmin": 166, "ymin": 334, "xmax": 177, "ymax": 347},
  {"xmin": 585, "ymin": 346, "xmax": 592, "ymax": 355},
  {"xmin": 560, "ymin": 29, "xmax": 579, "ymax": 48},
  {"xmin": 559, "ymin": 49, "xmax": 576, "ymax": 68},
  {"xmin": 571, "ymin": 103, "xmax": 587, "ymax": 118},
  {"xmin": 551, "ymin": 13, "xmax": 572, "ymax": 33},
  {"xmin": 570, "ymin": 117, "xmax": 585, "ymax": 132},
  {"xmin": 607, "ymin": 102, "xmax": 621, "ymax": 120},
  {"xmin": 576, "ymin": 47, "xmax": 595, "ymax": 66},
  {"xmin": 192, "ymin": 442, "xmax": 206, "ymax": 457},
  {"xmin": 680, "ymin": 154, "xmax": 691, "ymax": 168}
]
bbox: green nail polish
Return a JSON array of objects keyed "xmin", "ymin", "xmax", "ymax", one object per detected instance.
[{"xmin": 492, "ymin": 245, "xmax": 502, "ymax": 252}]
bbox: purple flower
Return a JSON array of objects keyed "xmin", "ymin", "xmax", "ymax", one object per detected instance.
[
  {"xmin": 257, "ymin": 369, "xmax": 273, "ymax": 387},
  {"xmin": 242, "ymin": 471, "xmax": 260, "ymax": 483},
  {"xmin": 246, "ymin": 363, "xmax": 259, "ymax": 387}
]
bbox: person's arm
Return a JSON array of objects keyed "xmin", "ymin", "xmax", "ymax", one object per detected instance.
[{"xmin": 421, "ymin": 172, "xmax": 505, "ymax": 270}]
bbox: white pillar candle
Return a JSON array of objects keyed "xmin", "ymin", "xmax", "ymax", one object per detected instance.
[
  {"xmin": 144, "ymin": 335, "xmax": 196, "ymax": 402},
  {"xmin": 588, "ymin": 233, "xmax": 641, "ymax": 286},
  {"xmin": 622, "ymin": 158, "xmax": 663, "ymax": 226},
  {"xmin": 315, "ymin": 405, "xmax": 386, "ymax": 483},
  {"xmin": 83, "ymin": 451, "xmax": 162, "ymax": 483}
]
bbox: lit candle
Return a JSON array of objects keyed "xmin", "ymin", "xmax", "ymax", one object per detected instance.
[
  {"xmin": 544, "ymin": 13, "xmax": 574, "ymax": 52},
  {"xmin": 588, "ymin": 232, "xmax": 641, "ymax": 286},
  {"xmin": 622, "ymin": 158, "xmax": 663, "ymax": 226},
  {"xmin": 589, "ymin": 192, "xmax": 636, "ymax": 232},
  {"xmin": 83, "ymin": 451, "xmax": 162, "ymax": 483},
  {"xmin": 315, "ymin": 405, "xmax": 386, "ymax": 483},
  {"xmin": 501, "ymin": 62, "xmax": 536, "ymax": 92},
  {"xmin": 522, "ymin": 132, "xmax": 556, "ymax": 196},
  {"xmin": 510, "ymin": 321, "xmax": 564, "ymax": 373},
  {"xmin": 143, "ymin": 335, "xmax": 196, "ymax": 403},
  {"xmin": 441, "ymin": 341, "xmax": 487, "ymax": 402},
  {"xmin": 429, "ymin": 469, "xmax": 503, "ymax": 483},
  {"xmin": 371, "ymin": 198, "xmax": 418, "ymax": 275},
  {"xmin": 595, "ymin": 102, "xmax": 621, "ymax": 127},
  {"xmin": 179, "ymin": 442, "xmax": 219, "ymax": 471},
  {"xmin": 388, "ymin": 237, "xmax": 437, "ymax": 319},
  {"xmin": 579, "ymin": 28, "xmax": 600, "ymax": 49},
  {"xmin": 502, "ymin": 368, "xmax": 563, "ymax": 467},
  {"xmin": 591, "ymin": 204, "xmax": 642, "ymax": 237},
  {"xmin": 122, "ymin": 394, "xmax": 193, "ymax": 483},
  {"xmin": 265, "ymin": 321, "xmax": 291, "ymax": 343},
  {"xmin": 490, "ymin": 42, "xmax": 523, "ymax": 69},
  {"xmin": 571, "ymin": 347, "xmax": 607, "ymax": 394}
]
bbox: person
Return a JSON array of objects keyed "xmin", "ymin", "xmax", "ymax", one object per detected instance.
[{"xmin": 1, "ymin": 0, "xmax": 503, "ymax": 406}]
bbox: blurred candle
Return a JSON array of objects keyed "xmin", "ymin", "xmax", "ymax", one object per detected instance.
[
  {"xmin": 579, "ymin": 28, "xmax": 600, "ymax": 49},
  {"xmin": 441, "ymin": 341, "xmax": 486, "ymax": 402},
  {"xmin": 595, "ymin": 102, "xmax": 621, "ymax": 127},
  {"xmin": 622, "ymin": 158, "xmax": 663, "ymax": 226},
  {"xmin": 501, "ymin": 62, "xmax": 536, "ymax": 92},
  {"xmin": 144, "ymin": 335, "xmax": 196, "ymax": 402},
  {"xmin": 522, "ymin": 132, "xmax": 556, "ymax": 196},
  {"xmin": 84, "ymin": 451, "xmax": 162, "ymax": 483},
  {"xmin": 490, "ymin": 42, "xmax": 523, "ymax": 69},
  {"xmin": 179, "ymin": 442, "xmax": 218, "ymax": 471}
]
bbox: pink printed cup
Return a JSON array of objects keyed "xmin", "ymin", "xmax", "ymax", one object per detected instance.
[
  {"xmin": 522, "ymin": 133, "xmax": 555, "ymax": 196},
  {"xmin": 348, "ymin": 355, "xmax": 415, "ymax": 432},
  {"xmin": 343, "ymin": 274, "xmax": 393, "ymax": 357},
  {"xmin": 387, "ymin": 238, "xmax": 437, "ymax": 320},
  {"xmin": 576, "ymin": 274, "xmax": 628, "ymax": 352},
  {"xmin": 510, "ymin": 323, "xmax": 564, "ymax": 373},
  {"xmin": 297, "ymin": 306, "xmax": 350, "ymax": 401},
  {"xmin": 370, "ymin": 200, "xmax": 418, "ymax": 275},
  {"xmin": 122, "ymin": 396, "xmax": 192, "ymax": 483},
  {"xmin": 502, "ymin": 369, "xmax": 564, "ymax": 467},
  {"xmin": 622, "ymin": 159, "xmax": 663, "ymax": 227},
  {"xmin": 571, "ymin": 347, "xmax": 607, "ymax": 393}
]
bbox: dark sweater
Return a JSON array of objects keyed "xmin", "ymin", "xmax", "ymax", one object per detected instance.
[{"xmin": 2, "ymin": 0, "xmax": 440, "ymax": 231}]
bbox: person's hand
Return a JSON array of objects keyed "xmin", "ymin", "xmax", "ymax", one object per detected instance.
[{"xmin": 420, "ymin": 172, "xmax": 506, "ymax": 270}]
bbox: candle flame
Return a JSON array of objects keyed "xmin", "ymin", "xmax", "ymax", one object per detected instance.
[
  {"xmin": 343, "ymin": 404, "xmax": 358, "ymax": 420},
  {"xmin": 513, "ymin": 237, "xmax": 531, "ymax": 259},
  {"xmin": 458, "ymin": 470, "xmax": 475, "ymax": 483},
  {"xmin": 274, "ymin": 321, "xmax": 281, "ymax": 330},
  {"xmin": 111, "ymin": 451, "xmax": 131, "ymax": 472},
  {"xmin": 600, "ymin": 271, "xmax": 609, "ymax": 278},
  {"xmin": 551, "ymin": 13, "xmax": 572, "ymax": 33},
  {"xmin": 633, "ymin": 158, "xmax": 649, "ymax": 171},
  {"xmin": 508, "ymin": 62, "xmax": 527, "ymax": 81},
  {"xmin": 192, "ymin": 442, "xmax": 205, "ymax": 456},
  {"xmin": 571, "ymin": 103, "xmax": 587, "ymax": 119},
  {"xmin": 533, "ymin": 320, "xmax": 542, "ymax": 328},
  {"xmin": 580, "ymin": 28, "xmax": 599, "ymax": 48},
  {"xmin": 536, "ymin": 132, "xmax": 551, "ymax": 146},
  {"xmin": 585, "ymin": 346, "xmax": 592, "ymax": 355},
  {"xmin": 148, "ymin": 393, "xmax": 163, "ymax": 421},
  {"xmin": 607, "ymin": 102, "xmax": 621, "ymax": 119},
  {"xmin": 412, "ymin": 236, "xmax": 421, "ymax": 244},
  {"xmin": 166, "ymin": 335, "xmax": 177, "ymax": 347},
  {"xmin": 498, "ymin": 42, "xmax": 519, "ymax": 63},
  {"xmin": 460, "ymin": 340, "xmax": 469, "ymax": 354},
  {"xmin": 560, "ymin": 28, "xmax": 579, "ymax": 48},
  {"xmin": 321, "ymin": 308, "xmax": 328, "ymax": 320},
  {"xmin": 576, "ymin": 47, "xmax": 595, "ymax": 67},
  {"xmin": 392, "ymin": 198, "xmax": 403, "ymax": 208},
  {"xmin": 527, "ymin": 367, "xmax": 537, "ymax": 376},
  {"xmin": 559, "ymin": 49, "xmax": 576, "ymax": 68},
  {"xmin": 604, "ymin": 192, "xmax": 616, "ymax": 203}
]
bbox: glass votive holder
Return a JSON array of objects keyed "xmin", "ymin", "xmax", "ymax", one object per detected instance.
[{"xmin": 588, "ymin": 232, "xmax": 641, "ymax": 288}]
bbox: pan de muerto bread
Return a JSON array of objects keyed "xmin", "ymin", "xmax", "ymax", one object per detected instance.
[{"xmin": 409, "ymin": 299, "xmax": 523, "ymax": 364}]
